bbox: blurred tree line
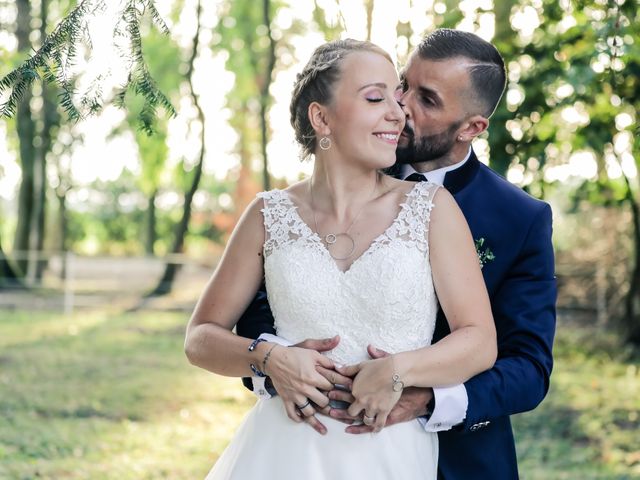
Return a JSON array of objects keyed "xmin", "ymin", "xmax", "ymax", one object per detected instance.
[{"xmin": 0, "ymin": 0, "xmax": 638, "ymax": 342}]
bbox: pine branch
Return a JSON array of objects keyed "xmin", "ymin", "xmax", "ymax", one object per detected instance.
[{"xmin": 0, "ymin": 0, "xmax": 176, "ymax": 132}]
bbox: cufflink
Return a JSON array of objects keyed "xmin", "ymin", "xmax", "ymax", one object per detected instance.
[{"xmin": 470, "ymin": 421, "xmax": 491, "ymax": 431}]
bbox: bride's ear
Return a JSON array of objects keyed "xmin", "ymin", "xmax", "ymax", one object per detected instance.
[{"xmin": 308, "ymin": 102, "xmax": 331, "ymax": 137}]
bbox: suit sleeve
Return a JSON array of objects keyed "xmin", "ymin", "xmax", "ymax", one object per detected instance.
[
  {"xmin": 235, "ymin": 282, "xmax": 276, "ymax": 391},
  {"xmin": 461, "ymin": 203, "xmax": 556, "ymax": 432}
]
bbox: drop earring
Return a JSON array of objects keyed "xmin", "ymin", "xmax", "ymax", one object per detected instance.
[{"xmin": 319, "ymin": 136, "xmax": 332, "ymax": 150}]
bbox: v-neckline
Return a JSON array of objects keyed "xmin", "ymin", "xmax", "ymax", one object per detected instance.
[{"xmin": 281, "ymin": 182, "xmax": 421, "ymax": 275}]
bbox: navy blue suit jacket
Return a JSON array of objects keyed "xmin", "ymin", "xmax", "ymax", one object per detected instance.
[{"xmin": 236, "ymin": 151, "xmax": 557, "ymax": 479}]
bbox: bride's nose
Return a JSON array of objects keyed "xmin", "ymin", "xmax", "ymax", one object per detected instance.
[{"xmin": 386, "ymin": 98, "xmax": 405, "ymax": 125}]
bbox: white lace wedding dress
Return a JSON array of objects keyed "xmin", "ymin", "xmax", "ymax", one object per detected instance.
[{"xmin": 207, "ymin": 181, "xmax": 441, "ymax": 479}]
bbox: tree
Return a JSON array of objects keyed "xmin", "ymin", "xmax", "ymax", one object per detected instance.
[
  {"xmin": 12, "ymin": 0, "xmax": 37, "ymax": 276},
  {"xmin": 0, "ymin": 0, "xmax": 176, "ymax": 285},
  {"xmin": 214, "ymin": 0, "xmax": 303, "ymax": 200},
  {"xmin": 149, "ymin": 0, "xmax": 205, "ymax": 295},
  {"xmin": 114, "ymin": 29, "xmax": 182, "ymax": 255}
]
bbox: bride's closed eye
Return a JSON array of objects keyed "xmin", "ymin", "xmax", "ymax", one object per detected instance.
[{"xmin": 366, "ymin": 97, "xmax": 384, "ymax": 103}]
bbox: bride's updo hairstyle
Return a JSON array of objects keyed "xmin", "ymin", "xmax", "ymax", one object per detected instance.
[{"xmin": 290, "ymin": 39, "xmax": 393, "ymax": 160}]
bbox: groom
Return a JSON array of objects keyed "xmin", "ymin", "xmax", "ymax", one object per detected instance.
[{"xmin": 237, "ymin": 29, "xmax": 556, "ymax": 479}]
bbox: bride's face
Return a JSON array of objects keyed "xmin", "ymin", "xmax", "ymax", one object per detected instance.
[{"xmin": 322, "ymin": 51, "xmax": 405, "ymax": 170}]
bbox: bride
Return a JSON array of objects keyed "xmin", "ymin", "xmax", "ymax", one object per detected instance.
[{"xmin": 185, "ymin": 39, "xmax": 496, "ymax": 479}]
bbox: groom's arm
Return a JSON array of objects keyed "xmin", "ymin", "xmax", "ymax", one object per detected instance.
[
  {"xmin": 235, "ymin": 282, "xmax": 277, "ymax": 393},
  {"xmin": 460, "ymin": 203, "xmax": 556, "ymax": 433}
]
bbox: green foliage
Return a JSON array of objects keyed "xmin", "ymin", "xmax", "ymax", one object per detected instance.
[
  {"xmin": 488, "ymin": 0, "xmax": 639, "ymax": 189},
  {"xmin": 0, "ymin": 0, "xmax": 176, "ymax": 134},
  {"xmin": 212, "ymin": 0, "xmax": 305, "ymax": 166},
  {"xmin": 311, "ymin": 0, "xmax": 344, "ymax": 40},
  {"xmin": 120, "ymin": 28, "xmax": 182, "ymax": 196}
]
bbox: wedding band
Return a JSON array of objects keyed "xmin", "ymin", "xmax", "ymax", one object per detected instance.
[
  {"xmin": 363, "ymin": 413, "xmax": 376, "ymax": 424},
  {"xmin": 296, "ymin": 399, "xmax": 312, "ymax": 410}
]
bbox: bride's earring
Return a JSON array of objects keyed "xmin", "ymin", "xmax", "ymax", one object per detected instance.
[{"xmin": 319, "ymin": 136, "xmax": 332, "ymax": 150}]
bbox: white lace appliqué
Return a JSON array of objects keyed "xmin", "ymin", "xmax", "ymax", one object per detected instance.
[{"xmin": 258, "ymin": 182, "xmax": 440, "ymax": 366}]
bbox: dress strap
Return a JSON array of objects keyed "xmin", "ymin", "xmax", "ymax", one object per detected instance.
[
  {"xmin": 406, "ymin": 181, "xmax": 440, "ymax": 248},
  {"xmin": 404, "ymin": 181, "xmax": 440, "ymax": 253},
  {"xmin": 257, "ymin": 190, "xmax": 316, "ymax": 257},
  {"xmin": 365, "ymin": 181, "xmax": 440, "ymax": 257}
]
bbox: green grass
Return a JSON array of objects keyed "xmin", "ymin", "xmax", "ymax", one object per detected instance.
[
  {"xmin": 514, "ymin": 327, "xmax": 640, "ymax": 479},
  {"xmin": 0, "ymin": 311, "xmax": 638, "ymax": 479},
  {"xmin": 0, "ymin": 311, "xmax": 255, "ymax": 479}
]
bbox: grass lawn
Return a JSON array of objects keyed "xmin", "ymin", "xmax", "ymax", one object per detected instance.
[{"xmin": 0, "ymin": 310, "xmax": 638, "ymax": 479}]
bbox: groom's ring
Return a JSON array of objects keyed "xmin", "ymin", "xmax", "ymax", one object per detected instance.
[{"xmin": 296, "ymin": 399, "xmax": 312, "ymax": 411}]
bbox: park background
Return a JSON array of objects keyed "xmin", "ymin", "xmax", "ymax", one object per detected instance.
[{"xmin": 0, "ymin": 0, "xmax": 638, "ymax": 478}]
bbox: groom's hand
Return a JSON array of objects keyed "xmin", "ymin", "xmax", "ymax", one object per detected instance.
[
  {"xmin": 294, "ymin": 335, "xmax": 353, "ymax": 389},
  {"xmin": 342, "ymin": 345, "xmax": 433, "ymax": 434}
]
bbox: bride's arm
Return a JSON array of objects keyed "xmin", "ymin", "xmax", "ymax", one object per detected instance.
[
  {"xmin": 185, "ymin": 197, "xmax": 274, "ymax": 376},
  {"xmin": 394, "ymin": 187, "xmax": 497, "ymax": 386},
  {"xmin": 341, "ymin": 188, "xmax": 496, "ymax": 430},
  {"xmin": 185, "ymin": 198, "xmax": 335, "ymax": 425}
]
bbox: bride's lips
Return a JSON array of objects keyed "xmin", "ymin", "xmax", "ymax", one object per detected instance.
[{"xmin": 373, "ymin": 131, "xmax": 400, "ymax": 145}]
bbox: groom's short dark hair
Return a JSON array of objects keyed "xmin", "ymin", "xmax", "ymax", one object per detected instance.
[{"xmin": 417, "ymin": 29, "xmax": 506, "ymax": 118}]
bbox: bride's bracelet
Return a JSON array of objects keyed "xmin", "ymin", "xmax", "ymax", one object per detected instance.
[
  {"xmin": 248, "ymin": 338, "xmax": 268, "ymax": 377},
  {"xmin": 261, "ymin": 344, "xmax": 278, "ymax": 376},
  {"xmin": 392, "ymin": 373, "xmax": 405, "ymax": 392}
]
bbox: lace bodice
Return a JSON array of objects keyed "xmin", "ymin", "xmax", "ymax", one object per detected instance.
[{"xmin": 258, "ymin": 182, "xmax": 440, "ymax": 366}]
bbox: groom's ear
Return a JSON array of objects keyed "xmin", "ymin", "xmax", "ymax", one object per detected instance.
[
  {"xmin": 457, "ymin": 115, "xmax": 489, "ymax": 142},
  {"xmin": 308, "ymin": 102, "xmax": 331, "ymax": 136}
]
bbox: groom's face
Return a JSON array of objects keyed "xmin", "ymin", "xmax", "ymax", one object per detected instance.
[{"xmin": 396, "ymin": 54, "xmax": 474, "ymax": 169}]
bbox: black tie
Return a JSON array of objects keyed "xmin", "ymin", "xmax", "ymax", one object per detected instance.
[{"xmin": 405, "ymin": 172, "xmax": 427, "ymax": 182}]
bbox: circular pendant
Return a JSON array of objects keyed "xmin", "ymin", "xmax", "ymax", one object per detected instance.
[
  {"xmin": 325, "ymin": 233, "xmax": 337, "ymax": 244},
  {"xmin": 327, "ymin": 233, "xmax": 356, "ymax": 261}
]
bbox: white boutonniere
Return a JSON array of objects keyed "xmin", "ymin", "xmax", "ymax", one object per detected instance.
[{"xmin": 475, "ymin": 238, "xmax": 495, "ymax": 269}]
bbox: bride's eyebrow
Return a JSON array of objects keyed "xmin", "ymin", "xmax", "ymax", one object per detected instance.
[{"xmin": 357, "ymin": 82, "xmax": 388, "ymax": 91}]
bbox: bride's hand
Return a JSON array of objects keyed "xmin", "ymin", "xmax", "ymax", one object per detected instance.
[
  {"xmin": 336, "ymin": 355, "xmax": 403, "ymax": 432},
  {"xmin": 266, "ymin": 345, "xmax": 335, "ymax": 433}
]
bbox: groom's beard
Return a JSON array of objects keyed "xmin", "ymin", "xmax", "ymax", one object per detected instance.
[{"xmin": 395, "ymin": 120, "xmax": 462, "ymax": 165}]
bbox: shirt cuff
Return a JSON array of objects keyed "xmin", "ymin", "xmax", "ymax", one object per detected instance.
[
  {"xmin": 418, "ymin": 384, "xmax": 468, "ymax": 432},
  {"xmin": 250, "ymin": 333, "xmax": 292, "ymax": 400}
]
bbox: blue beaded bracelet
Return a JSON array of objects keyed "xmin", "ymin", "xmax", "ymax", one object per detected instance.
[
  {"xmin": 248, "ymin": 338, "xmax": 267, "ymax": 377},
  {"xmin": 250, "ymin": 363, "xmax": 266, "ymax": 377},
  {"xmin": 248, "ymin": 338, "xmax": 267, "ymax": 351}
]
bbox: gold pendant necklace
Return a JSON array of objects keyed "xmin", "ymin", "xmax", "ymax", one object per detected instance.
[{"xmin": 309, "ymin": 178, "xmax": 377, "ymax": 261}]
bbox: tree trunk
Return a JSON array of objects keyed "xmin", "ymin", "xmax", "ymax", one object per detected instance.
[
  {"xmin": 31, "ymin": 0, "xmax": 58, "ymax": 282},
  {"xmin": 365, "ymin": 0, "xmax": 374, "ymax": 41},
  {"xmin": 623, "ymin": 176, "xmax": 640, "ymax": 345},
  {"xmin": 0, "ymin": 232, "xmax": 23, "ymax": 289},
  {"xmin": 259, "ymin": 0, "xmax": 276, "ymax": 191},
  {"xmin": 145, "ymin": 190, "xmax": 157, "ymax": 255},
  {"xmin": 55, "ymin": 190, "xmax": 68, "ymax": 279},
  {"xmin": 149, "ymin": 0, "xmax": 204, "ymax": 296},
  {"xmin": 14, "ymin": 0, "xmax": 36, "ymax": 276}
]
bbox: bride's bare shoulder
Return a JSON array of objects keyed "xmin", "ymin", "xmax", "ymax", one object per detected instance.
[
  {"xmin": 380, "ymin": 175, "xmax": 418, "ymax": 199},
  {"xmin": 283, "ymin": 180, "xmax": 310, "ymax": 206}
]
